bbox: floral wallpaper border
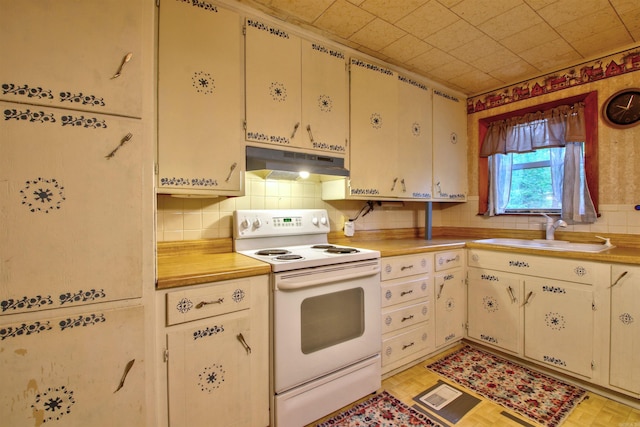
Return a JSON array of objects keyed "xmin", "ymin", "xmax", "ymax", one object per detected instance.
[{"xmin": 467, "ymin": 47, "xmax": 640, "ymax": 114}]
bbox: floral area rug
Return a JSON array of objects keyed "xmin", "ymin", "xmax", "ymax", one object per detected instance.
[
  {"xmin": 316, "ymin": 390, "xmax": 445, "ymax": 427},
  {"xmin": 426, "ymin": 346, "xmax": 587, "ymax": 427}
]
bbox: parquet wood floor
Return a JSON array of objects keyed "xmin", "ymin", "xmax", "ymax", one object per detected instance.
[{"xmin": 308, "ymin": 343, "xmax": 640, "ymax": 427}]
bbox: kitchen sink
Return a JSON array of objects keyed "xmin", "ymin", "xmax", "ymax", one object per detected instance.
[{"xmin": 473, "ymin": 238, "xmax": 614, "ymax": 253}]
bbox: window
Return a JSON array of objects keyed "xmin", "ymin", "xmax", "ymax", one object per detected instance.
[
  {"xmin": 504, "ymin": 148, "xmax": 565, "ymax": 212},
  {"xmin": 478, "ymin": 92, "xmax": 599, "ymax": 223}
]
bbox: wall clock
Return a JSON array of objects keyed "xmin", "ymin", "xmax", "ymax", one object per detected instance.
[{"xmin": 602, "ymin": 88, "xmax": 640, "ymax": 128}]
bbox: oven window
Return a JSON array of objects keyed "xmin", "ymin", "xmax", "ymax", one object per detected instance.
[{"xmin": 300, "ymin": 287, "xmax": 364, "ymax": 354}]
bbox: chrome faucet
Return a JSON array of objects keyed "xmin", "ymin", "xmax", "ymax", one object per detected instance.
[{"xmin": 541, "ymin": 214, "xmax": 567, "ymax": 240}]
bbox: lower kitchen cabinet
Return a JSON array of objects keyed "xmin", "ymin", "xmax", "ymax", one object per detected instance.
[
  {"xmin": 609, "ymin": 264, "xmax": 640, "ymax": 396},
  {"xmin": 0, "ymin": 304, "xmax": 146, "ymax": 426},
  {"xmin": 434, "ymin": 250, "xmax": 466, "ymax": 348},
  {"xmin": 380, "ymin": 253, "xmax": 434, "ymax": 375},
  {"xmin": 157, "ymin": 276, "xmax": 269, "ymax": 427},
  {"xmin": 467, "ymin": 248, "xmax": 610, "ymax": 385},
  {"xmin": 467, "ymin": 268, "xmax": 522, "ymax": 354},
  {"xmin": 524, "ymin": 278, "xmax": 595, "ymax": 378}
]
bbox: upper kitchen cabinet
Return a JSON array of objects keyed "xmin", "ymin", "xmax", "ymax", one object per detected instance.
[
  {"xmin": 301, "ymin": 40, "xmax": 349, "ymax": 156},
  {"xmin": 0, "ymin": 0, "xmax": 143, "ymax": 119},
  {"xmin": 432, "ymin": 90, "xmax": 467, "ymax": 201},
  {"xmin": 396, "ymin": 76, "xmax": 433, "ymax": 199},
  {"xmin": 323, "ymin": 60, "xmax": 433, "ymax": 200},
  {"xmin": 157, "ymin": 0, "xmax": 244, "ymax": 196},
  {"xmin": 0, "ymin": 101, "xmax": 145, "ymax": 314},
  {"xmin": 339, "ymin": 58, "xmax": 399, "ymax": 199},
  {"xmin": 245, "ymin": 20, "xmax": 348, "ymax": 155}
]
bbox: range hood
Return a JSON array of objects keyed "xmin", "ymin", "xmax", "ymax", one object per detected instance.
[{"xmin": 246, "ymin": 146, "xmax": 349, "ymax": 179}]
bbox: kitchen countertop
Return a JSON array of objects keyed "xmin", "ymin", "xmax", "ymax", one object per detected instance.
[{"xmin": 157, "ymin": 231, "xmax": 640, "ymax": 289}]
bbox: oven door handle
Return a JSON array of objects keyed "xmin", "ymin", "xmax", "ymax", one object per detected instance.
[{"xmin": 276, "ymin": 264, "xmax": 381, "ymax": 291}]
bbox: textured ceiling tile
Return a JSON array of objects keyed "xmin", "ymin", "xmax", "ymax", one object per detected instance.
[
  {"xmin": 359, "ymin": 0, "xmax": 428, "ymax": 23},
  {"xmin": 471, "ymin": 46, "xmax": 523, "ymax": 73},
  {"xmin": 449, "ymin": 70, "xmax": 505, "ymax": 94},
  {"xmin": 349, "ymin": 18, "xmax": 406, "ymax": 51},
  {"xmin": 499, "ymin": 22, "xmax": 560, "ymax": 53},
  {"xmin": 451, "ymin": 0, "xmax": 524, "ymax": 26},
  {"xmin": 609, "ymin": 0, "xmax": 640, "ymax": 13},
  {"xmin": 380, "ymin": 34, "xmax": 434, "ymax": 62},
  {"xmin": 488, "ymin": 60, "xmax": 539, "ymax": 83},
  {"xmin": 620, "ymin": 8, "xmax": 640, "ymax": 38},
  {"xmin": 265, "ymin": 0, "xmax": 335, "ymax": 22},
  {"xmin": 555, "ymin": 8, "xmax": 623, "ymax": 40},
  {"xmin": 536, "ymin": 0, "xmax": 610, "ymax": 28},
  {"xmin": 425, "ymin": 19, "xmax": 485, "ymax": 51},
  {"xmin": 429, "ymin": 58, "xmax": 477, "ymax": 81},
  {"xmin": 519, "ymin": 38, "xmax": 582, "ymax": 71},
  {"xmin": 523, "ymin": 0, "xmax": 557, "ymax": 10},
  {"xmin": 313, "ymin": 0, "xmax": 376, "ymax": 39},
  {"xmin": 479, "ymin": 4, "xmax": 544, "ymax": 40},
  {"xmin": 450, "ymin": 35, "xmax": 505, "ymax": 64},
  {"xmin": 395, "ymin": 2, "xmax": 460, "ymax": 39},
  {"xmin": 406, "ymin": 47, "xmax": 457, "ymax": 72},
  {"xmin": 570, "ymin": 27, "xmax": 635, "ymax": 57}
]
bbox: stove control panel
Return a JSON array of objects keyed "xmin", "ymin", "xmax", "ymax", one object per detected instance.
[{"xmin": 233, "ymin": 209, "xmax": 330, "ymax": 239}]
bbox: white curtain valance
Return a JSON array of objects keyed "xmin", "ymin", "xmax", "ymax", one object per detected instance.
[{"xmin": 480, "ymin": 103, "xmax": 586, "ymax": 157}]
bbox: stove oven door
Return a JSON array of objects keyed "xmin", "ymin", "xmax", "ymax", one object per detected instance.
[{"xmin": 272, "ymin": 259, "xmax": 381, "ymax": 393}]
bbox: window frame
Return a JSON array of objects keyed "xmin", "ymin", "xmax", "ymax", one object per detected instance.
[{"xmin": 477, "ymin": 91, "xmax": 598, "ymax": 215}]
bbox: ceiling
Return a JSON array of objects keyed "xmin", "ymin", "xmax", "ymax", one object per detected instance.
[{"xmin": 238, "ymin": 0, "xmax": 640, "ymax": 96}]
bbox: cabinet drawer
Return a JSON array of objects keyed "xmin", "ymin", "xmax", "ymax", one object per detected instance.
[
  {"xmin": 467, "ymin": 249, "xmax": 608, "ymax": 285},
  {"xmin": 166, "ymin": 279, "xmax": 251, "ymax": 325},
  {"xmin": 435, "ymin": 250, "xmax": 464, "ymax": 271},
  {"xmin": 382, "ymin": 300, "xmax": 431, "ymax": 335},
  {"xmin": 381, "ymin": 254, "xmax": 432, "ymax": 281},
  {"xmin": 381, "ymin": 276, "xmax": 432, "ymax": 307},
  {"xmin": 382, "ymin": 325, "xmax": 429, "ymax": 366}
]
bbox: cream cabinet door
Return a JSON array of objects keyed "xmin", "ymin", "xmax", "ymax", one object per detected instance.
[
  {"xmin": 157, "ymin": 1, "xmax": 244, "ymax": 195},
  {"xmin": 349, "ymin": 58, "xmax": 398, "ymax": 198},
  {"xmin": 0, "ymin": 0, "xmax": 143, "ymax": 118},
  {"xmin": 301, "ymin": 40, "xmax": 348, "ymax": 156},
  {"xmin": 0, "ymin": 102, "xmax": 144, "ymax": 313},
  {"xmin": 524, "ymin": 279, "xmax": 594, "ymax": 378},
  {"xmin": 434, "ymin": 268, "xmax": 466, "ymax": 347},
  {"xmin": 467, "ymin": 268, "xmax": 521, "ymax": 353},
  {"xmin": 432, "ymin": 90, "xmax": 467, "ymax": 201},
  {"xmin": 610, "ymin": 265, "xmax": 639, "ymax": 394},
  {"xmin": 167, "ymin": 310, "xmax": 255, "ymax": 427},
  {"xmin": 0, "ymin": 305, "xmax": 145, "ymax": 426},
  {"xmin": 245, "ymin": 19, "xmax": 301, "ymax": 148},
  {"xmin": 396, "ymin": 77, "xmax": 433, "ymax": 199}
]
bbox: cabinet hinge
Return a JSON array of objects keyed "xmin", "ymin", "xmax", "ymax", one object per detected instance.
[
  {"xmin": 163, "ymin": 348, "xmax": 169, "ymax": 363},
  {"xmin": 464, "ymin": 322, "xmax": 469, "ymax": 330},
  {"xmin": 242, "ymin": 25, "xmax": 246, "ymax": 36},
  {"xmin": 156, "ymin": 0, "xmax": 160, "ymax": 7},
  {"xmin": 591, "ymin": 360, "xmax": 596, "ymax": 370},
  {"xmin": 154, "ymin": 163, "xmax": 159, "ymax": 175},
  {"xmin": 243, "ymin": 120, "xmax": 247, "ymax": 130},
  {"xmin": 592, "ymin": 301, "xmax": 596, "ymax": 311}
]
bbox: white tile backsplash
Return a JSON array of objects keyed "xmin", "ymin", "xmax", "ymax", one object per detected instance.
[{"xmin": 156, "ymin": 174, "xmax": 639, "ymax": 241}]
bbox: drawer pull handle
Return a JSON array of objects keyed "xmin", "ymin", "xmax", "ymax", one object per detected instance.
[
  {"xmin": 391, "ymin": 177, "xmax": 398, "ymax": 191},
  {"xmin": 114, "ymin": 359, "xmax": 135, "ymax": 393},
  {"xmin": 400, "ymin": 265, "xmax": 414, "ymax": 271},
  {"xmin": 225, "ymin": 162, "xmax": 237, "ymax": 183},
  {"xmin": 196, "ymin": 298, "xmax": 224, "ymax": 308},
  {"xmin": 437, "ymin": 283, "xmax": 445, "ymax": 299},
  {"xmin": 400, "ymin": 290, "xmax": 413, "ymax": 297},
  {"xmin": 291, "ymin": 122, "xmax": 300, "ymax": 138},
  {"xmin": 609, "ymin": 271, "xmax": 628, "ymax": 288},
  {"xmin": 521, "ymin": 291, "xmax": 534, "ymax": 307},
  {"xmin": 401, "ymin": 315, "xmax": 414, "ymax": 322},
  {"xmin": 506, "ymin": 286, "xmax": 516, "ymax": 303},
  {"xmin": 306, "ymin": 124, "xmax": 314, "ymax": 142},
  {"xmin": 237, "ymin": 333, "xmax": 252, "ymax": 355},
  {"xmin": 112, "ymin": 52, "xmax": 133, "ymax": 79},
  {"xmin": 402, "ymin": 342, "xmax": 414, "ymax": 350}
]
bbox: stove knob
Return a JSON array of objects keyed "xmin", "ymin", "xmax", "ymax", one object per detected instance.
[
  {"xmin": 253, "ymin": 218, "xmax": 262, "ymax": 229},
  {"xmin": 240, "ymin": 218, "xmax": 251, "ymax": 230},
  {"xmin": 320, "ymin": 216, "xmax": 327, "ymax": 225},
  {"xmin": 312, "ymin": 217, "xmax": 319, "ymax": 226}
]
